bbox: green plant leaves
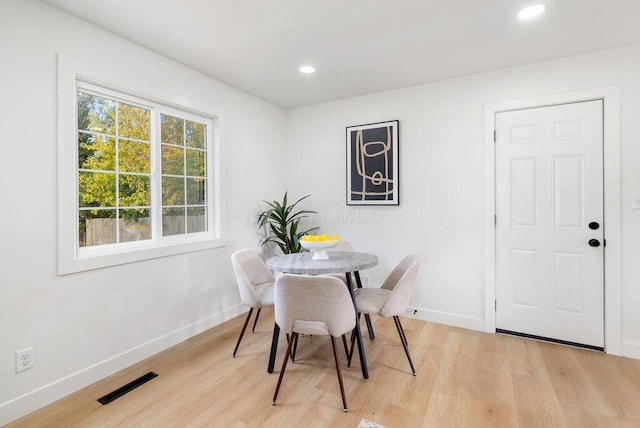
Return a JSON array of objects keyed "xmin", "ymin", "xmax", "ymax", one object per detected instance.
[{"xmin": 257, "ymin": 192, "xmax": 318, "ymax": 254}]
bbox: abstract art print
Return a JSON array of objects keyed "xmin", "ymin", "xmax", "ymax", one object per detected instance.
[{"xmin": 346, "ymin": 120, "xmax": 399, "ymax": 205}]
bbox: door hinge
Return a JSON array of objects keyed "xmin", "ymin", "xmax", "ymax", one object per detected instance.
[
  {"xmin": 495, "ymin": 299, "xmax": 497, "ymax": 311},
  {"xmin": 493, "ymin": 130, "xmax": 496, "ymax": 143},
  {"xmin": 494, "ymin": 214, "xmax": 497, "ymax": 226},
  {"xmin": 604, "ymin": 239, "xmax": 607, "ymax": 247}
]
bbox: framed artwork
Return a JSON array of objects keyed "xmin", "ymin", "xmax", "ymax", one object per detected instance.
[{"xmin": 346, "ymin": 120, "xmax": 399, "ymax": 205}]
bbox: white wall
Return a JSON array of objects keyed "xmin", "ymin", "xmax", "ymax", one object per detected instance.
[
  {"xmin": 286, "ymin": 44, "xmax": 640, "ymax": 351},
  {"xmin": 3, "ymin": 1, "xmax": 640, "ymax": 424},
  {"xmin": 0, "ymin": 0, "xmax": 287, "ymax": 423}
]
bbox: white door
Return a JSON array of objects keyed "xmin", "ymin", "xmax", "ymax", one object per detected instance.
[{"xmin": 495, "ymin": 100, "xmax": 604, "ymax": 348}]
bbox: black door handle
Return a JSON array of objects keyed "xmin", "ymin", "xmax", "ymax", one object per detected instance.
[
  {"xmin": 589, "ymin": 239, "xmax": 601, "ymax": 247},
  {"xmin": 589, "ymin": 222, "xmax": 600, "ymax": 230}
]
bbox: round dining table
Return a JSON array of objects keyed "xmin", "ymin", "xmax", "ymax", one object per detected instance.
[{"xmin": 266, "ymin": 251, "xmax": 378, "ymax": 379}]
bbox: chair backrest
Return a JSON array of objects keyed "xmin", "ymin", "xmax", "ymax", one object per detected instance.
[
  {"xmin": 379, "ymin": 255, "xmax": 420, "ymax": 317},
  {"xmin": 231, "ymin": 249, "xmax": 275, "ymax": 308},
  {"xmin": 328, "ymin": 241, "xmax": 354, "ymax": 252},
  {"xmin": 275, "ymin": 274, "xmax": 356, "ymax": 337}
]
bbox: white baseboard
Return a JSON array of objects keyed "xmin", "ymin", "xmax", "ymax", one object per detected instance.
[
  {"xmin": 402, "ymin": 308, "xmax": 640, "ymax": 361},
  {"xmin": 0, "ymin": 304, "xmax": 246, "ymax": 426},
  {"xmin": 404, "ymin": 306, "xmax": 485, "ymax": 332},
  {"xmin": 621, "ymin": 341, "xmax": 640, "ymax": 360}
]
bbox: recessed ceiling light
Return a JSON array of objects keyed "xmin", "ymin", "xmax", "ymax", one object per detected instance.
[
  {"xmin": 517, "ymin": 4, "xmax": 545, "ymax": 20},
  {"xmin": 299, "ymin": 65, "xmax": 315, "ymax": 74}
]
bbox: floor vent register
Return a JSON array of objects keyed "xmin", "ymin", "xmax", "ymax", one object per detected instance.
[{"xmin": 97, "ymin": 371, "xmax": 158, "ymax": 405}]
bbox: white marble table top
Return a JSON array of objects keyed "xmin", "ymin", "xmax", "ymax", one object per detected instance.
[{"xmin": 266, "ymin": 251, "xmax": 378, "ymax": 275}]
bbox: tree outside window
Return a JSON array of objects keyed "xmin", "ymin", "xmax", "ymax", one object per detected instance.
[{"xmin": 77, "ymin": 90, "xmax": 209, "ymax": 248}]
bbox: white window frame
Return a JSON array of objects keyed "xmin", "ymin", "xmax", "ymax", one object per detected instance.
[{"xmin": 58, "ymin": 56, "xmax": 226, "ymax": 275}]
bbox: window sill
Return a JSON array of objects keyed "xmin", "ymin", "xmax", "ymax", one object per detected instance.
[{"xmin": 58, "ymin": 236, "xmax": 225, "ymax": 275}]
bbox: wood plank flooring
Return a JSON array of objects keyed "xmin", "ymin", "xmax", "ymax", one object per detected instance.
[{"xmin": 8, "ymin": 309, "xmax": 640, "ymax": 427}]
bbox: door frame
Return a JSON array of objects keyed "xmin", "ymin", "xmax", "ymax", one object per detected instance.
[{"xmin": 483, "ymin": 86, "xmax": 621, "ymax": 355}]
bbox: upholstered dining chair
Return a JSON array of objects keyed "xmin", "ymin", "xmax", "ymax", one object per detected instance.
[
  {"xmin": 326, "ymin": 241, "xmax": 375, "ymax": 340},
  {"xmin": 230, "ymin": 249, "xmax": 275, "ymax": 357},
  {"xmin": 351, "ymin": 254, "xmax": 420, "ymax": 375},
  {"xmin": 328, "ymin": 240, "xmax": 354, "ymax": 252},
  {"xmin": 272, "ymin": 274, "xmax": 356, "ymax": 412},
  {"xmin": 324, "ymin": 240, "xmax": 354, "ymax": 284}
]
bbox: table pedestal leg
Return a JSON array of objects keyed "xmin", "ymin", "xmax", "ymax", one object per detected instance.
[
  {"xmin": 267, "ymin": 323, "xmax": 280, "ymax": 373},
  {"xmin": 346, "ymin": 272, "xmax": 369, "ymax": 379},
  {"xmin": 354, "ymin": 271, "xmax": 375, "ymax": 340}
]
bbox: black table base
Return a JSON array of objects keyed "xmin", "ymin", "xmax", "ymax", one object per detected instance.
[{"xmin": 267, "ymin": 271, "xmax": 370, "ymax": 380}]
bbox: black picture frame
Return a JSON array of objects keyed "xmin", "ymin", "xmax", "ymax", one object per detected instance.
[{"xmin": 346, "ymin": 120, "xmax": 399, "ymax": 205}]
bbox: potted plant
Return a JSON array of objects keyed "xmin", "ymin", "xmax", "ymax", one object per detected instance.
[{"xmin": 257, "ymin": 192, "xmax": 318, "ymax": 254}]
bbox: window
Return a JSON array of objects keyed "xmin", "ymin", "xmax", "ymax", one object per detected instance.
[
  {"xmin": 77, "ymin": 92, "xmax": 153, "ymax": 246},
  {"xmin": 58, "ymin": 70, "xmax": 224, "ymax": 274},
  {"xmin": 160, "ymin": 114, "xmax": 208, "ymax": 237}
]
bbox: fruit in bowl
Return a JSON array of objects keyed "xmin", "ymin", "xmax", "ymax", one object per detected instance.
[{"xmin": 300, "ymin": 234, "xmax": 339, "ymax": 259}]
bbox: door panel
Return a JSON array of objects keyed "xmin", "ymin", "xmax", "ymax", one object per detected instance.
[
  {"xmin": 511, "ymin": 249, "xmax": 538, "ymax": 307},
  {"xmin": 554, "ymin": 251, "xmax": 585, "ymax": 314},
  {"xmin": 511, "ymin": 158, "xmax": 539, "ymax": 227},
  {"xmin": 553, "ymin": 156, "xmax": 584, "ymax": 228},
  {"xmin": 495, "ymin": 100, "xmax": 604, "ymax": 348}
]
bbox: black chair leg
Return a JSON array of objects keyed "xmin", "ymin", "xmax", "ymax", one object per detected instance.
[
  {"xmin": 341, "ymin": 334, "xmax": 349, "ymax": 360},
  {"xmin": 346, "ymin": 313, "xmax": 361, "ymax": 368},
  {"xmin": 292, "ymin": 332, "xmax": 299, "ymax": 363},
  {"xmin": 331, "ymin": 336, "xmax": 348, "ymax": 412},
  {"xmin": 272, "ymin": 332, "xmax": 297, "ymax": 405},
  {"xmin": 347, "ymin": 331, "xmax": 355, "ymax": 368},
  {"xmin": 232, "ymin": 308, "xmax": 253, "ymax": 357},
  {"xmin": 251, "ymin": 308, "xmax": 262, "ymax": 332},
  {"xmin": 284, "ymin": 333, "xmax": 296, "ymax": 362},
  {"xmin": 364, "ymin": 314, "xmax": 375, "ymax": 340},
  {"xmin": 393, "ymin": 316, "xmax": 416, "ymax": 376}
]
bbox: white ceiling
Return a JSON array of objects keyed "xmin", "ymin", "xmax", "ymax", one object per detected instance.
[{"xmin": 42, "ymin": 0, "xmax": 640, "ymax": 109}]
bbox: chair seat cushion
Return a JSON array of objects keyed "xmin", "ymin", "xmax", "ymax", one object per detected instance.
[
  {"xmin": 292, "ymin": 320, "xmax": 330, "ymax": 336},
  {"xmin": 256, "ymin": 281, "xmax": 275, "ymax": 307},
  {"xmin": 354, "ymin": 287, "xmax": 392, "ymax": 315}
]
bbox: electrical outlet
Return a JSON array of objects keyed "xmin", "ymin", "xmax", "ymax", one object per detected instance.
[
  {"xmin": 16, "ymin": 347, "xmax": 34, "ymax": 373},
  {"xmin": 361, "ymin": 275, "xmax": 370, "ymax": 287}
]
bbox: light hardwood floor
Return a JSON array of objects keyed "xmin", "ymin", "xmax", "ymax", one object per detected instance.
[{"xmin": 9, "ymin": 308, "xmax": 640, "ymax": 427}]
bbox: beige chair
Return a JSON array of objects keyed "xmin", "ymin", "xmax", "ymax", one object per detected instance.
[
  {"xmin": 324, "ymin": 240, "xmax": 354, "ymax": 285},
  {"xmin": 326, "ymin": 241, "xmax": 375, "ymax": 340},
  {"xmin": 272, "ymin": 274, "xmax": 356, "ymax": 412},
  {"xmin": 328, "ymin": 240, "xmax": 354, "ymax": 252},
  {"xmin": 230, "ymin": 249, "xmax": 275, "ymax": 357},
  {"xmin": 352, "ymin": 255, "xmax": 420, "ymax": 375}
]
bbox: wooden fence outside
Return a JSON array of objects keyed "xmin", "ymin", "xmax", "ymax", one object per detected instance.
[{"xmin": 82, "ymin": 216, "xmax": 205, "ymax": 246}]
